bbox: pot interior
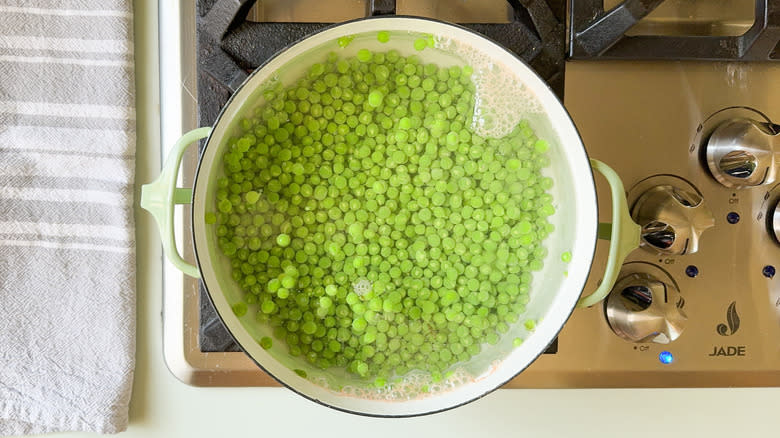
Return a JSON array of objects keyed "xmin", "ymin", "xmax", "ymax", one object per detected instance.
[{"xmin": 192, "ymin": 17, "xmax": 597, "ymax": 415}]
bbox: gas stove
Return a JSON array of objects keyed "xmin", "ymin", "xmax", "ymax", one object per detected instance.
[{"xmin": 158, "ymin": 0, "xmax": 780, "ymax": 387}]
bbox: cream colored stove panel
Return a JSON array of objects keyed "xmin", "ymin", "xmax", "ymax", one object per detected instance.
[{"xmin": 523, "ymin": 60, "xmax": 780, "ymax": 388}]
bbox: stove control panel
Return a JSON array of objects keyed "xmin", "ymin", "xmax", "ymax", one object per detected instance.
[{"xmin": 545, "ymin": 63, "xmax": 780, "ymax": 388}]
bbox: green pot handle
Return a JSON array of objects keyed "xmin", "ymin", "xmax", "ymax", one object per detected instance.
[
  {"xmin": 577, "ymin": 159, "xmax": 642, "ymax": 308},
  {"xmin": 140, "ymin": 127, "xmax": 212, "ymax": 278}
]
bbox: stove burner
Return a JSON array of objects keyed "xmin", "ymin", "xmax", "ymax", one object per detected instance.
[
  {"xmin": 569, "ymin": 0, "xmax": 780, "ymax": 60},
  {"xmin": 199, "ymin": 0, "xmax": 566, "ymax": 98}
]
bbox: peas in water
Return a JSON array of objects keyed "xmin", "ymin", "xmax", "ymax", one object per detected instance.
[{"xmin": 207, "ymin": 43, "xmax": 555, "ymax": 386}]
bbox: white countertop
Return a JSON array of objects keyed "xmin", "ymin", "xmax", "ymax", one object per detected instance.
[{"xmin": 22, "ymin": 1, "xmax": 777, "ymax": 436}]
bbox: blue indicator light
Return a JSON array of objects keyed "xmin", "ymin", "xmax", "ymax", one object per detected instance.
[{"xmin": 659, "ymin": 351, "xmax": 674, "ymax": 365}]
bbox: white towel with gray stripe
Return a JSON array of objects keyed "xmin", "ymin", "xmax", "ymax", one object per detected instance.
[{"xmin": 0, "ymin": 0, "xmax": 136, "ymax": 435}]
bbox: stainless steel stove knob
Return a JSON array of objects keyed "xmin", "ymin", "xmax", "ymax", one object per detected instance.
[
  {"xmin": 631, "ymin": 185, "xmax": 714, "ymax": 255},
  {"xmin": 771, "ymin": 202, "xmax": 780, "ymax": 243},
  {"xmin": 605, "ymin": 273, "xmax": 687, "ymax": 344},
  {"xmin": 706, "ymin": 118, "xmax": 778, "ymax": 188}
]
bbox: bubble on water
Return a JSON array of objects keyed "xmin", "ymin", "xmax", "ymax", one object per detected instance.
[
  {"xmin": 310, "ymin": 375, "xmax": 329, "ymax": 388},
  {"xmin": 434, "ymin": 36, "xmax": 544, "ymax": 138},
  {"xmin": 310, "ymin": 366, "xmax": 479, "ymax": 402},
  {"xmin": 352, "ymin": 278, "xmax": 372, "ymax": 296}
]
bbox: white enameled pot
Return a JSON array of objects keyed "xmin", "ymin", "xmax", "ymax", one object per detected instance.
[{"xmin": 142, "ymin": 17, "xmax": 640, "ymax": 416}]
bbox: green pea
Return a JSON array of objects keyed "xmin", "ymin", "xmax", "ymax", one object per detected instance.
[
  {"xmin": 357, "ymin": 49, "xmax": 373, "ymax": 62},
  {"xmin": 337, "ymin": 35, "xmax": 355, "ymax": 47},
  {"xmin": 276, "ymin": 234, "xmax": 291, "ymax": 247}
]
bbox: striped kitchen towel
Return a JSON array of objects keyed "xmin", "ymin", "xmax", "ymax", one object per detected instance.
[{"xmin": 0, "ymin": 0, "xmax": 136, "ymax": 435}]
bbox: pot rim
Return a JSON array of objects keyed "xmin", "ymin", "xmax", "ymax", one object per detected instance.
[{"xmin": 191, "ymin": 15, "xmax": 598, "ymax": 417}]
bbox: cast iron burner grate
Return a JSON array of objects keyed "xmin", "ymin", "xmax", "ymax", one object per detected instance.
[
  {"xmin": 195, "ymin": 0, "xmax": 565, "ymax": 353},
  {"xmin": 569, "ymin": 0, "xmax": 780, "ymax": 60}
]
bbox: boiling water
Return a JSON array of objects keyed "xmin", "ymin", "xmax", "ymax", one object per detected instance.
[
  {"xmin": 316, "ymin": 367, "xmax": 476, "ymax": 401},
  {"xmin": 435, "ymin": 36, "xmax": 544, "ymax": 138}
]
